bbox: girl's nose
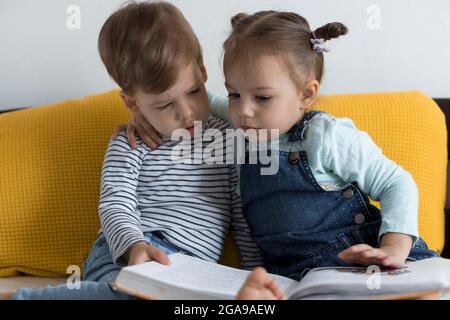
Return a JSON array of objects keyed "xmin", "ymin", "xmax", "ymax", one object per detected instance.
[{"xmin": 239, "ymin": 102, "xmax": 255, "ymax": 118}]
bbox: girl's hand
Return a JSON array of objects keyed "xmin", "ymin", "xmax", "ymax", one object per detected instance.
[
  {"xmin": 127, "ymin": 241, "xmax": 171, "ymax": 266},
  {"xmin": 111, "ymin": 109, "xmax": 163, "ymax": 150},
  {"xmin": 337, "ymin": 244, "xmax": 407, "ymax": 268},
  {"xmin": 338, "ymin": 233, "xmax": 412, "ymax": 268}
]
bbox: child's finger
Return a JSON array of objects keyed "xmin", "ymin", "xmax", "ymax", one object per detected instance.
[
  {"xmin": 139, "ymin": 133, "xmax": 158, "ymax": 150},
  {"xmin": 132, "ymin": 120, "xmax": 158, "ymax": 150},
  {"xmin": 135, "ymin": 116, "xmax": 163, "ymax": 145},
  {"xmin": 361, "ymin": 248, "xmax": 387, "ymax": 260},
  {"xmin": 134, "ymin": 119, "xmax": 163, "ymax": 149},
  {"xmin": 353, "ymin": 251, "xmax": 391, "ymax": 266},
  {"xmin": 148, "ymin": 246, "xmax": 171, "ymax": 265},
  {"xmin": 128, "ymin": 253, "xmax": 148, "ymax": 266},
  {"xmin": 134, "ymin": 109, "xmax": 162, "ymax": 143},
  {"xmin": 345, "ymin": 244, "xmax": 374, "ymax": 254},
  {"xmin": 341, "ymin": 249, "xmax": 380, "ymax": 265},
  {"xmin": 355, "ymin": 251, "xmax": 385, "ymax": 265},
  {"xmin": 252, "ymin": 267, "xmax": 287, "ymax": 299},
  {"xmin": 380, "ymin": 257, "xmax": 403, "ymax": 269},
  {"xmin": 266, "ymin": 277, "xmax": 287, "ymax": 300},
  {"xmin": 338, "ymin": 244, "xmax": 373, "ymax": 262},
  {"xmin": 142, "ymin": 137, "xmax": 158, "ymax": 150},
  {"xmin": 111, "ymin": 125, "xmax": 127, "ymax": 139},
  {"xmin": 341, "ymin": 253, "xmax": 369, "ymax": 264},
  {"xmin": 126, "ymin": 123, "xmax": 138, "ymax": 149}
]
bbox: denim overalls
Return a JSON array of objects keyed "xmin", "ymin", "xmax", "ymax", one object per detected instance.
[{"xmin": 240, "ymin": 111, "xmax": 439, "ymax": 281}]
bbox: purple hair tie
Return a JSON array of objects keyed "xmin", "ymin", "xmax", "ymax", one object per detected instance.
[{"xmin": 311, "ymin": 32, "xmax": 329, "ymax": 53}]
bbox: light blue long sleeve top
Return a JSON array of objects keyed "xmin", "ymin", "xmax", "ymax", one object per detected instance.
[{"xmin": 208, "ymin": 93, "xmax": 419, "ymax": 244}]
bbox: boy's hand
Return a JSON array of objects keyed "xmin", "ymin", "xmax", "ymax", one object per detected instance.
[
  {"xmin": 111, "ymin": 109, "xmax": 163, "ymax": 150},
  {"xmin": 127, "ymin": 241, "xmax": 171, "ymax": 266},
  {"xmin": 337, "ymin": 233, "xmax": 413, "ymax": 269}
]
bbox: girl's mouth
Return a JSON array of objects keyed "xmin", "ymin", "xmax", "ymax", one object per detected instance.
[
  {"xmin": 241, "ymin": 126, "xmax": 261, "ymax": 132},
  {"xmin": 241, "ymin": 125, "xmax": 260, "ymax": 131}
]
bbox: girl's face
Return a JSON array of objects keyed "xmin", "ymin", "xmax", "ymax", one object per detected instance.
[{"xmin": 225, "ymin": 54, "xmax": 317, "ymax": 142}]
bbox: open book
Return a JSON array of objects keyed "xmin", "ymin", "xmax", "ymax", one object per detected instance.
[{"xmin": 113, "ymin": 253, "xmax": 450, "ymax": 300}]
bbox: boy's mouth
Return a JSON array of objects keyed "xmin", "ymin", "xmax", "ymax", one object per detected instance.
[{"xmin": 185, "ymin": 125, "xmax": 195, "ymax": 135}]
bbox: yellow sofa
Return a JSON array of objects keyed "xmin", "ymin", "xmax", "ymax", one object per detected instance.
[{"xmin": 0, "ymin": 90, "xmax": 447, "ymax": 295}]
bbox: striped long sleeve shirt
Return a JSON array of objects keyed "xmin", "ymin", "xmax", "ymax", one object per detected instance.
[{"xmin": 98, "ymin": 114, "xmax": 263, "ymax": 268}]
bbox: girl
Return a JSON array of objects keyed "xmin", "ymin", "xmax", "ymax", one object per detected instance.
[{"xmin": 118, "ymin": 10, "xmax": 439, "ymax": 282}]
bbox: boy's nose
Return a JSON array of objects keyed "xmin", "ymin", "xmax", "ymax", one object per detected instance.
[{"xmin": 178, "ymin": 103, "xmax": 195, "ymax": 123}]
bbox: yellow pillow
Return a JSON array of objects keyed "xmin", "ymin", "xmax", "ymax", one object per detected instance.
[
  {"xmin": 313, "ymin": 91, "xmax": 447, "ymax": 253},
  {"xmin": 0, "ymin": 90, "xmax": 130, "ymax": 277}
]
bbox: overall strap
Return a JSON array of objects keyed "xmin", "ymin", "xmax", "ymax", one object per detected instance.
[{"xmin": 288, "ymin": 111, "xmax": 324, "ymax": 142}]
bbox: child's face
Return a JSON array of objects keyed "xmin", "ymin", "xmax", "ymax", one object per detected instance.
[
  {"xmin": 225, "ymin": 55, "xmax": 318, "ymax": 142},
  {"xmin": 121, "ymin": 62, "xmax": 210, "ymax": 138}
]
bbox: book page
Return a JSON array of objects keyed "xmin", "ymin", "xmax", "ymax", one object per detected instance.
[
  {"xmin": 117, "ymin": 253, "xmax": 298, "ymax": 299},
  {"xmin": 288, "ymin": 257, "xmax": 450, "ymax": 299}
]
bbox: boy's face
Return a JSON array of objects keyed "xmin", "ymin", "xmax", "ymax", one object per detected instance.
[{"xmin": 121, "ymin": 62, "xmax": 210, "ymax": 138}]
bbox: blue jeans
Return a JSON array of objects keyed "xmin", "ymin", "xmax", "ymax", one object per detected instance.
[{"xmin": 13, "ymin": 232, "xmax": 183, "ymax": 300}]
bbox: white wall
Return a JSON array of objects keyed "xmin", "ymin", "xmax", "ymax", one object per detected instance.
[{"xmin": 0, "ymin": 0, "xmax": 449, "ymax": 110}]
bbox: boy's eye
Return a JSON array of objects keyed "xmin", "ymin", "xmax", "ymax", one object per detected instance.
[
  {"xmin": 227, "ymin": 93, "xmax": 240, "ymax": 99},
  {"xmin": 189, "ymin": 87, "xmax": 201, "ymax": 95},
  {"xmin": 255, "ymin": 96, "xmax": 271, "ymax": 102},
  {"xmin": 158, "ymin": 103, "xmax": 171, "ymax": 110}
]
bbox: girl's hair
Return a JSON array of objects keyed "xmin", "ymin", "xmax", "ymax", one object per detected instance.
[{"xmin": 223, "ymin": 11, "xmax": 348, "ymax": 87}]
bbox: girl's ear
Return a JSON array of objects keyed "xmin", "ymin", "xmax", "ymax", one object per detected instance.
[
  {"xmin": 299, "ymin": 80, "xmax": 320, "ymax": 109},
  {"xmin": 200, "ymin": 64, "xmax": 208, "ymax": 83},
  {"xmin": 119, "ymin": 90, "xmax": 138, "ymax": 112}
]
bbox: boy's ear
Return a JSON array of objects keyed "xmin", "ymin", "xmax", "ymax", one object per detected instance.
[
  {"xmin": 119, "ymin": 90, "xmax": 138, "ymax": 112},
  {"xmin": 200, "ymin": 64, "xmax": 208, "ymax": 83},
  {"xmin": 299, "ymin": 80, "xmax": 320, "ymax": 110}
]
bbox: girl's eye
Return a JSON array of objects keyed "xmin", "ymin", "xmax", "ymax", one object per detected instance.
[
  {"xmin": 227, "ymin": 93, "xmax": 240, "ymax": 99},
  {"xmin": 189, "ymin": 87, "xmax": 200, "ymax": 95},
  {"xmin": 256, "ymin": 96, "xmax": 271, "ymax": 102}
]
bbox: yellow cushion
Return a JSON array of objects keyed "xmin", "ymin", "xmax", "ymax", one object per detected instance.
[
  {"xmin": 312, "ymin": 91, "xmax": 447, "ymax": 253},
  {"xmin": 0, "ymin": 90, "xmax": 446, "ymax": 277},
  {"xmin": 0, "ymin": 90, "xmax": 131, "ymax": 277}
]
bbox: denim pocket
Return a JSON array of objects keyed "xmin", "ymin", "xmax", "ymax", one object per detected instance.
[
  {"xmin": 310, "ymin": 223, "xmax": 380, "ymax": 269},
  {"xmin": 311, "ymin": 238, "xmax": 348, "ymax": 268}
]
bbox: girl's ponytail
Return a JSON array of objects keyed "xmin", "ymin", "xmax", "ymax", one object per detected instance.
[
  {"xmin": 313, "ymin": 22, "xmax": 348, "ymax": 41},
  {"xmin": 231, "ymin": 13, "xmax": 249, "ymax": 30}
]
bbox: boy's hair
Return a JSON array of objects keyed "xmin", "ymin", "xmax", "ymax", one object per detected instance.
[
  {"xmin": 98, "ymin": 1, "xmax": 203, "ymax": 95},
  {"xmin": 223, "ymin": 11, "xmax": 348, "ymax": 87}
]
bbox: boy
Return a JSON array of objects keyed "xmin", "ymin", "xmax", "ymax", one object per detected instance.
[{"xmin": 11, "ymin": 1, "xmax": 261, "ymax": 300}]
